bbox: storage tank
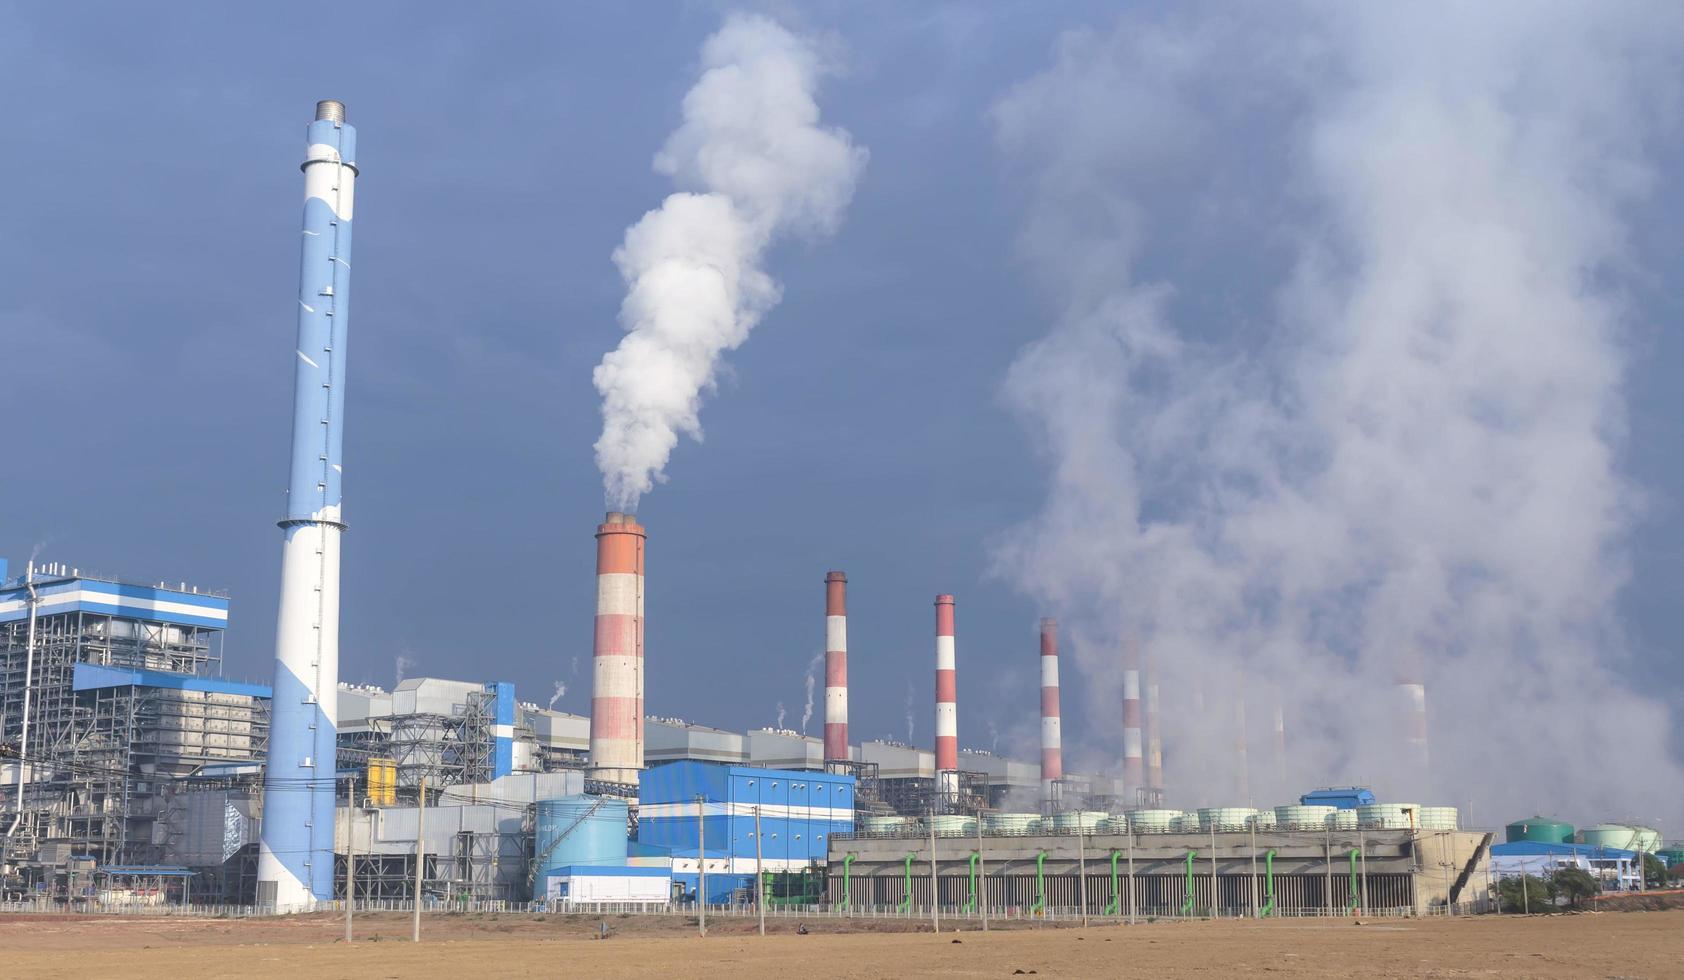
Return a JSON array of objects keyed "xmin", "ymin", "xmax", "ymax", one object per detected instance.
[
  {"xmin": 1098, "ymin": 814, "xmax": 1129, "ymax": 834},
  {"xmin": 928, "ymin": 815, "xmax": 977, "ymax": 837},
  {"xmin": 1506, "ymin": 816, "xmax": 1574, "ymax": 844},
  {"xmin": 1172, "ymin": 810, "xmax": 1202, "ymax": 832},
  {"xmin": 533, "ymin": 796, "xmax": 628, "ymax": 898},
  {"xmin": 863, "ymin": 815, "xmax": 913, "ymax": 834},
  {"xmin": 1358, "ymin": 803, "xmax": 1419, "ymax": 830},
  {"xmin": 1275, "ymin": 805, "xmax": 1337, "ymax": 830},
  {"xmin": 1197, "ymin": 807, "xmax": 1258, "ymax": 833},
  {"xmin": 1328, "ymin": 809, "xmax": 1358, "ymax": 830},
  {"xmin": 1050, "ymin": 811, "xmax": 1108, "ymax": 833},
  {"xmin": 1249, "ymin": 810, "xmax": 1276, "ymax": 830},
  {"xmin": 1417, "ymin": 806, "xmax": 1459, "ymax": 831},
  {"xmin": 1128, "ymin": 809, "xmax": 1178, "ymax": 834},
  {"xmin": 1577, "ymin": 824, "xmax": 1661, "ymax": 852},
  {"xmin": 983, "ymin": 813, "xmax": 1040, "ymax": 836}
]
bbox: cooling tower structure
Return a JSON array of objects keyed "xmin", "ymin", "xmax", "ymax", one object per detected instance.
[
  {"xmin": 934, "ymin": 595, "xmax": 958, "ymax": 805},
  {"xmin": 1039, "ymin": 618, "xmax": 1062, "ymax": 811},
  {"xmin": 590, "ymin": 512, "xmax": 646, "ymax": 784},
  {"xmin": 1122, "ymin": 638, "xmax": 1144, "ymax": 802},
  {"xmin": 258, "ymin": 99, "xmax": 358, "ymax": 910},
  {"xmin": 824, "ymin": 571, "xmax": 849, "ymax": 764},
  {"xmin": 1145, "ymin": 655, "xmax": 1163, "ymax": 801}
]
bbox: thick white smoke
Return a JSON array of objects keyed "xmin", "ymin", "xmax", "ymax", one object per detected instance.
[
  {"xmin": 992, "ymin": 2, "xmax": 1684, "ymax": 824},
  {"xmin": 593, "ymin": 14, "xmax": 868, "ymax": 509}
]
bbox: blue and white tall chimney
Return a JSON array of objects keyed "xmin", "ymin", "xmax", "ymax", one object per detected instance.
[{"xmin": 257, "ymin": 99, "xmax": 358, "ymax": 910}]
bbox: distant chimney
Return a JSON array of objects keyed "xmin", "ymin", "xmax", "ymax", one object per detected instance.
[
  {"xmin": 934, "ymin": 595, "xmax": 958, "ymax": 805},
  {"xmin": 824, "ymin": 571, "xmax": 849, "ymax": 763},
  {"xmin": 590, "ymin": 511, "xmax": 646, "ymax": 783},
  {"xmin": 1122, "ymin": 637, "xmax": 1144, "ymax": 802},
  {"xmin": 1145, "ymin": 655, "xmax": 1163, "ymax": 802},
  {"xmin": 1039, "ymin": 618, "xmax": 1062, "ymax": 811}
]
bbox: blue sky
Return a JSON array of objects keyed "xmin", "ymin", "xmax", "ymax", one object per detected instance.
[{"xmin": 4, "ymin": 3, "xmax": 1681, "ymax": 817}]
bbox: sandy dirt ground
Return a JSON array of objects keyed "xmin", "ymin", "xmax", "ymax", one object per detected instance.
[{"xmin": 2, "ymin": 909, "xmax": 1679, "ymax": 979}]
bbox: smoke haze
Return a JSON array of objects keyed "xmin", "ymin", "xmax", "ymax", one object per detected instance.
[
  {"xmin": 991, "ymin": 1, "xmax": 1684, "ymax": 822},
  {"xmin": 592, "ymin": 13, "xmax": 868, "ymax": 510}
]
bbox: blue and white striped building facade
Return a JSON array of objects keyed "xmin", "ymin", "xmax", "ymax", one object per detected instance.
[
  {"xmin": 638, "ymin": 760, "xmax": 855, "ymax": 902},
  {"xmin": 0, "ymin": 575, "xmax": 230, "ymax": 632}
]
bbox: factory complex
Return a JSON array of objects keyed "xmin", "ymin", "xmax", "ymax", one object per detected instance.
[{"xmin": 3, "ymin": 100, "xmax": 1676, "ymax": 918}]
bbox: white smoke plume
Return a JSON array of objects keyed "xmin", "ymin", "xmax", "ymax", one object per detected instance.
[
  {"xmin": 549, "ymin": 681, "xmax": 567, "ymax": 711},
  {"xmin": 775, "ymin": 701, "xmax": 787, "ymax": 730},
  {"xmin": 801, "ymin": 650, "xmax": 823, "ymax": 733},
  {"xmin": 592, "ymin": 14, "xmax": 868, "ymax": 509},
  {"xmin": 904, "ymin": 680, "xmax": 915, "ymax": 744},
  {"xmin": 992, "ymin": 2, "xmax": 1684, "ymax": 824},
  {"xmin": 393, "ymin": 654, "xmax": 416, "ymax": 685}
]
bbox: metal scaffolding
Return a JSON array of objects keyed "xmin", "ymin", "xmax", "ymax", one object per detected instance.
[{"xmin": 1, "ymin": 577, "xmax": 265, "ymax": 902}]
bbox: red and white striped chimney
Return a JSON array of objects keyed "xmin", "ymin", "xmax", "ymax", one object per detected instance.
[
  {"xmin": 1145, "ymin": 656, "xmax": 1163, "ymax": 801},
  {"xmin": 934, "ymin": 595, "xmax": 958, "ymax": 804},
  {"xmin": 1039, "ymin": 618, "xmax": 1062, "ymax": 810},
  {"xmin": 824, "ymin": 571, "xmax": 849, "ymax": 764},
  {"xmin": 589, "ymin": 511, "xmax": 645, "ymax": 784},
  {"xmin": 1122, "ymin": 637, "xmax": 1144, "ymax": 802}
]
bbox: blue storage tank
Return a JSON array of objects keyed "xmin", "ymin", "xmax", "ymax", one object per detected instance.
[
  {"xmin": 1300, "ymin": 787, "xmax": 1376, "ymax": 810},
  {"xmin": 533, "ymin": 795, "xmax": 628, "ymax": 899}
]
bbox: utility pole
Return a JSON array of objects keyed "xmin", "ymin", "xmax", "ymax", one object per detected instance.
[
  {"xmin": 928, "ymin": 808, "xmax": 940, "ymax": 934},
  {"xmin": 1126, "ymin": 825, "xmax": 1136, "ymax": 924},
  {"xmin": 1324, "ymin": 825, "xmax": 1332, "ymax": 915},
  {"xmin": 754, "ymin": 805, "xmax": 765, "ymax": 937},
  {"xmin": 1249, "ymin": 817, "xmax": 1258, "ymax": 918},
  {"xmin": 345, "ymin": 774, "xmax": 356, "ymax": 944},
  {"xmin": 696, "ymin": 796, "xmax": 707, "ymax": 937},
  {"xmin": 975, "ymin": 816, "xmax": 987, "ymax": 931},
  {"xmin": 1077, "ymin": 826, "xmax": 1088, "ymax": 927},
  {"xmin": 1359, "ymin": 829, "xmax": 1369, "ymax": 914},
  {"xmin": 1209, "ymin": 823, "xmax": 1218, "ymax": 917},
  {"xmin": 412, "ymin": 775, "xmax": 426, "ymax": 943}
]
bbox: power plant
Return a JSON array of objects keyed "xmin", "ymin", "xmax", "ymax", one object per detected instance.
[{"xmin": 2, "ymin": 99, "xmax": 1676, "ymax": 920}]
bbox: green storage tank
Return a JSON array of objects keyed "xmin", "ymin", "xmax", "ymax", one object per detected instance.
[
  {"xmin": 1505, "ymin": 816, "xmax": 1574, "ymax": 844},
  {"xmin": 1657, "ymin": 847, "xmax": 1684, "ymax": 868}
]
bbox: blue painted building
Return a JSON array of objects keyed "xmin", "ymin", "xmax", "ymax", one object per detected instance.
[
  {"xmin": 1300, "ymin": 787, "xmax": 1377, "ymax": 810},
  {"xmin": 638, "ymin": 761, "xmax": 855, "ymax": 902}
]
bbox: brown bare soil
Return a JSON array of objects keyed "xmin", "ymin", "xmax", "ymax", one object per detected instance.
[{"xmin": 2, "ymin": 909, "xmax": 1679, "ymax": 978}]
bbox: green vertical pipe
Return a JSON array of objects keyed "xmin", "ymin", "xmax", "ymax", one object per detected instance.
[
  {"xmin": 1347, "ymin": 848, "xmax": 1361, "ymax": 914},
  {"xmin": 1180, "ymin": 850, "xmax": 1199, "ymax": 916},
  {"xmin": 841, "ymin": 853, "xmax": 856, "ymax": 913},
  {"xmin": 1103, "ymin": 850, "xmax": 1122, "ymax": 916},
  {"xmin": 1260, "ymin": 849, "xmax": 1277, "ymax": 917},
  {"xmin": 1030, "ymin": 851, "xmax": 1047, "ymax": 914},
  {"xmin": 899, "ymin": 853, "xmax": 916, "ymax": 914},
  {"xmin": 965, "ymin": 852, "xmax": 980, "ymax": 913}
]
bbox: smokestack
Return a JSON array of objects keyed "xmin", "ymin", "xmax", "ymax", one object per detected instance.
[
  {"xmin": 1396, "ymin": 655, "xmax": 1430, "ymax": 795},
  {"xmin": 1122, "ymin": 637, "xmax": 1144, "ymax": 803},
  {"xmin": 824, "ymin": 571, "xmax": 848, "ymax": 763},
  {"xmin": 1272, "ymin": 697, "xmax": 1286, "ymax": 788},
  {"xmin": 1234, "ymin": 683, "xmax": 1250, "ymax": 803},
  {"xmin": 1145, "ymin": 655, "xmax": 1163, "ymax": 802},
  {"xmin": 590, "ymin": 511, "xmax": 646, "ymax": 783},
  {"xmin": 258, "ymin": 99, "xmax": 358, "ymax": 910},
  {"xmin": 1039, "ymin": 618, "xmax": 1062, "ymax": 811},
  {"xmin": 934, "ymin": 595, "xmax": 958, "ymax": 805}
]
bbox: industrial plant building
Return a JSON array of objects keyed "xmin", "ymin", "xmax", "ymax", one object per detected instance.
[{"xmin": 6, "ymin": 98, "xmax": 1674, "ymax": 918}]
